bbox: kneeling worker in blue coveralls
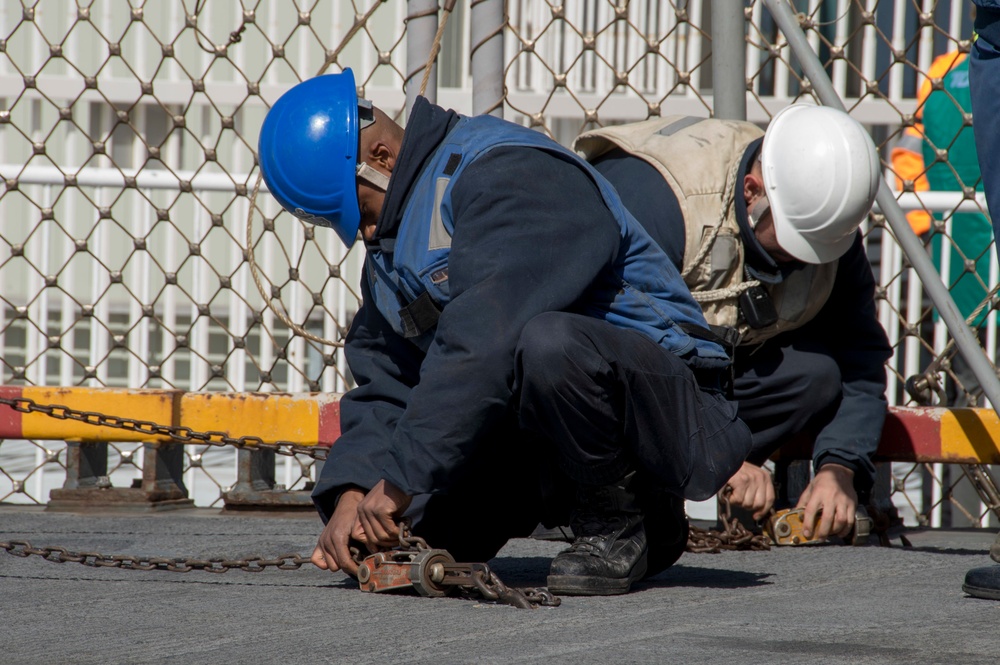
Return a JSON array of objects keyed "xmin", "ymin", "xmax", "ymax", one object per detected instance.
[
  {"xmin": 256, "ymin": 69, "xmax": 753, "ymax": 595},
  {"xmin": 575, "ymin": 106, "xmax": 891, "ymax": 541}
]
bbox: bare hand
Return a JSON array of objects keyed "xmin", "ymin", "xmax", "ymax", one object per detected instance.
[
  {"xmin": 357, "ymin": 479, "xmax": 413, "ymax": 550},
  {"xmin": 796, "ymin": 464, "xmax": 857, "ymax": 540},
  {"xmin": 726, "ymin": 461, "xmax": 776, "ymax": 521},
  {"xmin": 311, "ymin": 488, "xmax": 366, "ymax": 577}
]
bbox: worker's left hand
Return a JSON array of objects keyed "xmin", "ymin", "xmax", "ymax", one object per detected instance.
[
  {"xmin": 356, "ymin": 479, "xmax": 413, "ymax": 551},
  {"xmin": 726, "ymin": 461, "xmax": 776, "ymax": 521},
  {"xmin": 312, "ymin": 487, "xmax": 366, "ymax": 577},
  {"xmin": 796, "ymin": 463, "xmax": 857, "ymax": 540}
]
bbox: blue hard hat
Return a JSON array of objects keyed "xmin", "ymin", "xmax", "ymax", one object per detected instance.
[{"xmin": 258, "ymin": 69, "xmax": 363, "ymax": 247}]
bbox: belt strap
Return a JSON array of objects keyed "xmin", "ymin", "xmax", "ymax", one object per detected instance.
[{"xmin": 398, "ymin": 291, "xmax": 442, "ymax": 338}]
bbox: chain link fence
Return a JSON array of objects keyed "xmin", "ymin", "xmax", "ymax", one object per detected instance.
[
  {"xmin": 0, "ymin": 0, "xmax": 996, "ymax": 528},
  {"xmin": 745, "ymin": 0, "xmax": 997, "ymax": 529}
]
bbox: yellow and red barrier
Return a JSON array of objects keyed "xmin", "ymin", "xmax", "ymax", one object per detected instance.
[
  {"xmin": 0, "ymin": 386, "xmax": 341, "ymax": 447},
  {"xmin": 878, "ymin": 406, "xmax": 1000, "ymax": 465},
  {"xmin": 0, "ymin": 387, "xmax": 999, "ymax": 465}
]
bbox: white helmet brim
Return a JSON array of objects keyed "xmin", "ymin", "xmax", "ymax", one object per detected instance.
[{"xmin": 761, "ymin": 104, "xmax": 880, "ymax": 264}]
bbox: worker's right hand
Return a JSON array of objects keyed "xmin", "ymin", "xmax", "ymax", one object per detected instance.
[
  {"xmin": 725, "ymin": 461, "xmax": 776, "ymax": 521},
  {"xmin": 357, "ymin": 479, "xmax": 413, "ymax": 551},
  {"xmin": 311, "ymin": 488, "xmax": 366, "ymax": 577}
]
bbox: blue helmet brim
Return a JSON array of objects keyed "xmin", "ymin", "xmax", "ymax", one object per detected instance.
[{"xmin": 258, "ymin": 69, "xmax": 363, "ymax": 247}]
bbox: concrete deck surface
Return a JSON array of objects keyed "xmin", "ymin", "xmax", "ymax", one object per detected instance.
[{"xmin": 1, "ymin": 506, "xmax": 997, "ymax": 664}]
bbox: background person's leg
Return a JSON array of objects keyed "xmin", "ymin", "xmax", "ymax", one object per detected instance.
[
  {"xmin": 963, "ymin": 28, "xmax": 1000, "ymax": 600},
  {"xmin": 970, "ymin": 36, "xmax": 1000, "ymax": 260}
]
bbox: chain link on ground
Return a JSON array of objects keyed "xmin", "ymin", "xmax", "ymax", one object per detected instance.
[
  {"xmin": 686, "ymin": 489, "xmax": 772, "ymax": 553},
  {"xmin": 0, "ymin": 539, "xmax": 312, "ymax": 573},
  {"xmin": 1, "ymin": 536, "xmax": 561, "ymax": 610}
]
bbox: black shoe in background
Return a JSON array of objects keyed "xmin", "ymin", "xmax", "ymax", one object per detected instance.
[
  {"xmin": 963, "ymin": 531, "xmax": 1000, "ymax": 600},
  {"xmin": 963, "ymin": 565, "xmax": 1000, "ymax": 600}
]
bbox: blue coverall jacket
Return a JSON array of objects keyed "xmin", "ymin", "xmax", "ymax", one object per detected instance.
[{"xmin": 312, "ymin": 98, "xmax": 747, "ymax": 525}]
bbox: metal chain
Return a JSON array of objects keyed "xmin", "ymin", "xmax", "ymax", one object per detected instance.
[
  {"xmin": 403, "ymin": 523, "xmax": 561, "ymax": 609},
  {"xmin": 685, "ymin": 489, "xmax": 904, "ymax": 552},
  {"xmin": 0, "ymin": 396, "xmax": 328, "ymax": 461},
  {"xmin": 686, "ymin": 487, "xmax": 772, "ymax": 553},
  {"xmin": 467, "ymin": 564, "xmax": 560, "ymax": 609},
  {"xmin": 0, "ymin": 540, "xmax": 311, "ymax": 573},
  {"xmin": 0, "ymin": 528, "xmax": 559, "ymax": 609},
  {"xmin": 366, "ymin": 523, "xmax": 561, "ymax": 609}
]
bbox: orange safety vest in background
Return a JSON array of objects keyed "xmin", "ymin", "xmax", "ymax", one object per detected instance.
[{"xmin": 889, "ymin": 51, "xmax": 967, "ymax": 235}]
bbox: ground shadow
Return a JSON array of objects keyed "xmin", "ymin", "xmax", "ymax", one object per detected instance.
[
  {"xmin": 637, "ymin": 564, "xmax": 773, "ymax": 590},
  {"xmin": 885, "ymin": 544, "xmax": 992, "ymax": 557},
  {"xmin": 486, "ymin": 556, "xmax": 553, "ymax": 588},
  {"xmin": 874, "ymin": 527, "xmax": 995, "ymax": 557},
  {"xmin": 484, "ymin": 556, "xmax": 774, "ymax": 590},
  {"xmin": 0, "ymin": 569, "xmax": 357, "ymax": 589}
]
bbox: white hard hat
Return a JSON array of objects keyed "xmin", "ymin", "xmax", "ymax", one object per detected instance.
[{"xmin": 760, "ymin": 104, "xmax": 880, "ymax": 264}]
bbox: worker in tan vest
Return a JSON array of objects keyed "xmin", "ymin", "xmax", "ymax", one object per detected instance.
[{"xmin": 576, "ymin": 105, "xmax": 892, "ymax": 541}]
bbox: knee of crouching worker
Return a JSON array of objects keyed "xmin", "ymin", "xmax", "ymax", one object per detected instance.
[{"xmin": 794, "ymin": 352, "xmax": 842, "ymax": 415}]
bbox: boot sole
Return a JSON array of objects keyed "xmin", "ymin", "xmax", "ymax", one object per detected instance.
[
  {"xmin": 963, "ymin": 583, "xmax": 1000, "ymax": 601},
  {"xmin": 547, "ymin": 555, "xmax": 648, "ymax": 596}
]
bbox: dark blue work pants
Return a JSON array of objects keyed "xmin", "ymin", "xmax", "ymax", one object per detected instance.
[
  {"xmin": 412, "ymin": 312, "xmax": 751, "ymax": 562},
  {"xmin": 732, "ymin": 335, "xmax": 841, "ymax": 465}
]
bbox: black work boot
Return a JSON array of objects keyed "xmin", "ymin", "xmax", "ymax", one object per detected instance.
[
  {"xmin": 635, "ymin": 474, "xmax": 689, "ymax": 580},
  {"xmin": 547, "ymin": 472, "xmax": 648, "ymax": 595}
]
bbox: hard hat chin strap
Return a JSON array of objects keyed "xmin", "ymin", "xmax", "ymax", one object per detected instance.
[
  {"xmin": 748, "ymin": 196, "xmax": 770, "ymax": 229},
  {"xmin": 356, "ymin": 161, "xmax": 390, "ymax": 192}
]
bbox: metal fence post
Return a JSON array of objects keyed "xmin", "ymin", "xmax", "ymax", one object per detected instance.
[
  {"xmin": 48, "ymin": 440, "xmax": 193, "ymax": 512},
  {"xmin": 761, "ymin": 0, "xmax": 1000, "ymax": 417},
  {"xmin": 406, "ymin": 0, "xmax": 440, "ymax": 114},
  {"xmin": 57, "ymin": 440, "xmax": 108, "ymax": 491},
  {"xmin": 222, "ymin": 448, "xmax": 314, "ymax": 510},
  {"xmin": 471, "ymin": 0, "xmax": 505, "ymax": 117},
  {"xmin": 710, "ymin": 0, "xmax": 753, "ymax": 525},
  {"xmin": 711, "ymin": 0, "xmax": 748, "ymax": 120}
]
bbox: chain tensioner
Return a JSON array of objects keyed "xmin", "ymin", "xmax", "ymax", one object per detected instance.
[
  {"xmin": 687, "ymin": 486, "xmax": 891, "ymax": 551},
  {"xmin": 355, "ymin": 524, "xmax": 560, "ymax": 610}
]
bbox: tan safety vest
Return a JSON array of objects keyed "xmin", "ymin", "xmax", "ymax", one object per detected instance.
[{"xmin": 575, "ymin": 116, "xmax": 838, "ymax": 345}]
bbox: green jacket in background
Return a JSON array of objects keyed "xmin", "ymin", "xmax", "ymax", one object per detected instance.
[{"xmin": 922, "ymin": 53, "xmax": 994, "ymax": 327}]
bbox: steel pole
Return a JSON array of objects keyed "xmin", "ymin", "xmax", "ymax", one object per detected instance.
[
  {"xmin": 762, "ymin": 0, "xmax": 1000, "ymax": 413},
  {"xmin": 711, "ymin": 0, "xmax": 748, "ymax": 120},
  {"xmin": 406, "ymin": 0, "xmax": 439, "ymax": 114},
  {"xmin": 471, "ymin": 0, "xmax": 505, "ymax": 117}
]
